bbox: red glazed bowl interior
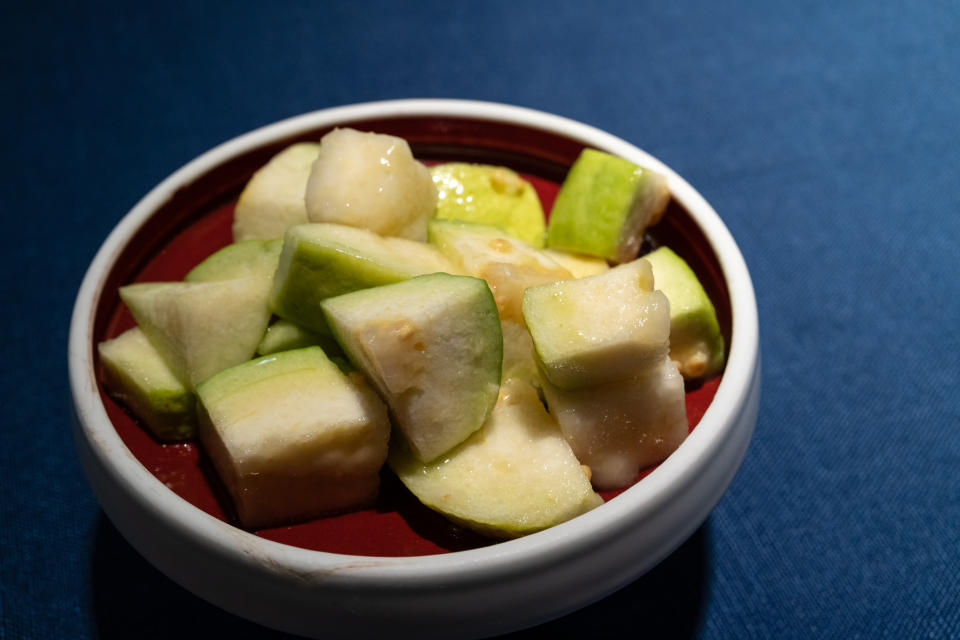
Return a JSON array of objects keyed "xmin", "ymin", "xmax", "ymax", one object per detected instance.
[{"xmin": 94, "ymin": 115, "xmax": 731, "ymax": 557}]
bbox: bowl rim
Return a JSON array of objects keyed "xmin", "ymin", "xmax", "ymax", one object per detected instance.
[{"xmin": 69, "ymin": 98, "xmax": 759, "ymax": 586}]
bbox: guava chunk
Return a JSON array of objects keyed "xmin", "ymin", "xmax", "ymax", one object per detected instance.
[
  {"xmin": 428, "ymin": 219, "xmax": 571, "ymax": 323},
  {"xmin": 541, "ymin": 248, "xmax": 610, "ymax": 278},
  {"xmin": 196, "ymin": 347, "xmax": 390, "ymax": 529},
  {"xmin": 322, "ymin": 273, "xmax": 502, "ymax": 463},
  {"xmin": 389, "ymin": 378, "xmax": 603, "ymax": 539},
  {"xmin": 522, "ymin": 259, "xmax": 670, "ymax": 390},
  {"xmin": 540, "ymin": 356, "xmax": 688, "ymax": 490},
  {"xmin": 120, "ymin": 278, "xmax": 271, "ymax": 388},
  {"xmin": 305, "ymin": 128, "xmax": 437, "ymax": 241},
  {"xmin": 644, "ymin": 246, "xmax": 725, "ymax": 380},
  {"xmin": 256, "ymin": 319, "xmax": 340, "ymax": 357},
  {"xmin": 98, "ymin": 327, "xmax": 196, "ymax": 441},
  {"xmin": 269, "ymin": 222, "xmax": 455, "ymax": 333},
  {"xmin": 184, "ymin": 238, "xmax": 282, "ymax": 283},
  {"xmin": 546, "ymin": 148, "xmax": 669, "ymax": 263},
  {"xmin": 232, "ymin": 143, "xmax": 318, "ymax": 242},
  {"xmin": 431, "ymin": 162, "xmax": 546, "ymax": 247}
]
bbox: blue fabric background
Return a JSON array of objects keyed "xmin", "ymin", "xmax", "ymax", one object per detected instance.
[{"xmin": 2, "ymin": 1, "xmax": 958, "ymax": 637}]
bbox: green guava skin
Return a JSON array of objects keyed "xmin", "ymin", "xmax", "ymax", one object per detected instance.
[{"xmin": 547, "ymin": 148, "xmax": 666, "ymax": 263}]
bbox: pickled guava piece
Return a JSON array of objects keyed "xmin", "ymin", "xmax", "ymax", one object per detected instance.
[
  {"xmin": 540, "ymin": 355, "xmax": 688, "ymax": 490},
  {"xmin": 644, "ymin": 246, "xmax": 725, "ymax": 380},
  {"xmin": 500, "ymin": 319, "xmax": 539, "ymax": 386},
  {"xmin": 322, "ymin": 273, "xmax": 502, "ymax": 463},
  {"xmin": 255, "ymin": 319, "xmax": 343, "ymax": 358},
  {"xmin": 305, "ymin": 128, "xmax": 436, "ymax": 241},
  {"xmin": 522, "ymin": 259, "xmax": 670, "ymax": 390},
  {"xmin": 431, "ymin": 162, "xmax": 546, "ymax": 247},
  {"xmin": 389, "ymin": 379, "xmax": 602, "ymax": 539},
  {"xmin": 120, "ymin": 278, "xmax": 271, "ymax": 388},
  {"xmin": 232, "ymin": 143, "xmax": 318, "ymax": 242},
  {"xmin": 428, "ymin": 219, "xmax": 571, "ymax": 323},
  {"xmin": 184, "ymin": 238, "xmax": 282, "ymax": 283},
  {"xmin": 541, "ymin": 248, "xmax": 610, "ymax": 278},
  {"xmin": 269, "ymin": 223, "xmax": 455, "ymax": 333},
  {"xmin": 196, "ymin": 347, "xmax": 390, "ymax": 529},
  {"xmin": 98, "ymin": 327, "xmax": 196, "ymax": 441},
  {"xmin": 546, "ymin": 148, "xmax": 669, "ymax": 263}
]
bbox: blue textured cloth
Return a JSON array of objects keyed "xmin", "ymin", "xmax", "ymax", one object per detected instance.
[{"xmin": 2, "ymin": 1, "xmax": 958, "ymax": 637}]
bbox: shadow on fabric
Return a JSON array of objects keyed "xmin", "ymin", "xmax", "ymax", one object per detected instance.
[
  {"xmin": 500, "ymin": 522, "xmax": 711, "ymax": 638},
  {"xmin": 91, "ymin": 514, "xmax": 709, "ymax": 639}
]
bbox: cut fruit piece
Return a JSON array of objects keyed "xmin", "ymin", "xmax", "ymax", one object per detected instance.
[
  {"xmin": 389, "ymin": 378, "xmax": 603, "ymax": 539},
  {"xmin": 522, "ymin": 259, "xmax": 671, "ymax": 390},
  {"xmin": 98, "ymin": 327, "xmax": 196, "ymax": 441},
  {"xmin": 542, "ymin": 248, "xmax": 610, "ymax": 278},
  {"xmin": 232, "ymin": 143, "xmax": 318, "ymax": 242},
  {"xmin": 322, "ymin": 273, "xmax": 502, "ymax": 463},
  {"xmin": 196, "ymin": 347, "xmax": 390, "ymax": 529},
  {"xmin": 500, "ymin": 319, "xmax": 539, "ymax": 387},
  {"xmin": 541, "ymin": 355, "xmax": 688, "ymax": 491},
  {"xmin": 644, "ymin": 246, "xmax": 725, "ymax": 380},
  {"xmin": 255, "ymin": 319, "xmax": 341, "ymax": 357},
  {"xmin": 546, "ymin": 148, "xmax": 669, "ymax": 263},
  {"xmin": 184, "ymin": 238, "xmax": 282, "ymax": 283},
  {"xmin": 269, "ymin": 223, "xmax": 455, "ymax": 333},
  {"xmin": 428, "ymin": 219, "xmax": 571, "ymax": 323},
  {"xmin": 431, "ymin": 162, "xmax": 546, "ymax": 247},
  {"xmin": 305, "ymin": 128, "xmax": 436, "ymax": 241},
  {"xmin": 119, "ymin": 278, "xmax": 271, "ymax": 388}
]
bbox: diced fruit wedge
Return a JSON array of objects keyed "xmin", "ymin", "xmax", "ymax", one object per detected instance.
[
  {"xmin": 196, "ymin": 347, "xmax": 390, "ymax": 529},
  {"xmin": 431, "ymin": 162, "xmax": 547, "ymax": 247},
  {"xmin": 500, "ymin": 319, "xmax": 539, "ymax": 387},
  {"xmin": 322, "ymin": 273, "xmax": 502, "ymax": 463},
  {"xmin": 256, "ymin": 319, "xmax": 341, "ymax": 357},
  {"xmin": 540, "ymin": 356, "xmax": 688, "ymax": 490},
  {"xmin": 184, "ymin": 238, "xmax": 282, "ymax": 283},
  {"xmin": 98, "ymin": 327, "xmax": 196, "ymax": 441},
  {"xmin": 389, "ymin": 378, "xmax": 603, "ymax": 539},
  {"xmin": 428, "ymin": 219, "xmax": 571, "ymax": 323},
  {"xmin": 269, "ymin": 223, "xmax": 455, "ymax": 333},
  {"xmin": 305, "ymin": 128, "xmax": 437, "ymax": 241},
  {"xmin": 541, "ymin": 248, "xmax": 610, "ymax": 278},
  {"xmin": 119, "ymin": 278, "xmax": 271, "ymax": 388},
  {"xmin": 644, "ymin": 246, "xmax": 725, "ymax": 380},
  {"xmin": 232, "ymin": 143, "xmax": 318, "ymax": 242},
  {"xmin": 546, "ymin": 148, "xmax": 669, "ymax": 263},
  {"xmin": 522, "ymin": 259, "xmax": 671, "ymax": 390}
]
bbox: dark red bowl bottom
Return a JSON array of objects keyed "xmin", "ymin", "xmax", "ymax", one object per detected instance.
[{"xmin": 94, "ymin": 115, "xmax": 730, "ymax": 557}]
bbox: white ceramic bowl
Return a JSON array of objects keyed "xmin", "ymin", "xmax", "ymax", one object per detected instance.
[{"xmin": 69, "ymin": 99, "xmax": 760, "ymax": 639}]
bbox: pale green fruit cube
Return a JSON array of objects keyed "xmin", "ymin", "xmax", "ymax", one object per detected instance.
[
  {"xmin": 322, "ymin": 273, "xmax": 502, "ymax": 463},
  {"xmin": 522, "ymin": 259, "xmax": 671, "ymax": 389},
  {"xmin": 541, "ymin": 248, "xmax": 610, "ymax": 278},
  {"xmin": 196, "ymin": 347, "xmax": 390, "ymax": 529},
  {"xmin": 428, "ymin": 219, "xmax": 571, "ymax": 323},
  {"xmin": 305, "ymin": 128, "xmax": 437, "ymax": 242},
  {"xmin": 98, "ymin": 327, "xmax": 196, "ymax": 441},
  {"xmin": 431, "ymin": 162, "xmax": 546, "ymax": 248},
  {"xmin": 269, "ymin": 223, "xmax": 455, "ymax": 333},
  {"xmin": 500, "ymin": 319, "xmax": 540, "ymax": 387},
  {"xmin": 644, "ymin": 246, "xmax": 725, "ymax": 380},
  {"xmin": 232, "ymin": 143, "xmax": 318, "ymax": 242},
  {"xmin": 119, "ymin": 278, "xmax": 271, "ymax": 388},
  {"xmin": 389, "ymin": 378, "xmax": 603, "ymax": 539},
  {"xmin": 546, "ymin": 148, "xmax": 669, "ymax": 263},
  {"xmin": 184, "ymin": 238, "xmax": 282, "ymax": 283},
  {"xmin": 256, "ymin": 319, "xmax": 336, "ymax": 356},
  {"xmin": 541, "ymin": 355, "xmax": 688, "ymax": 490}
]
